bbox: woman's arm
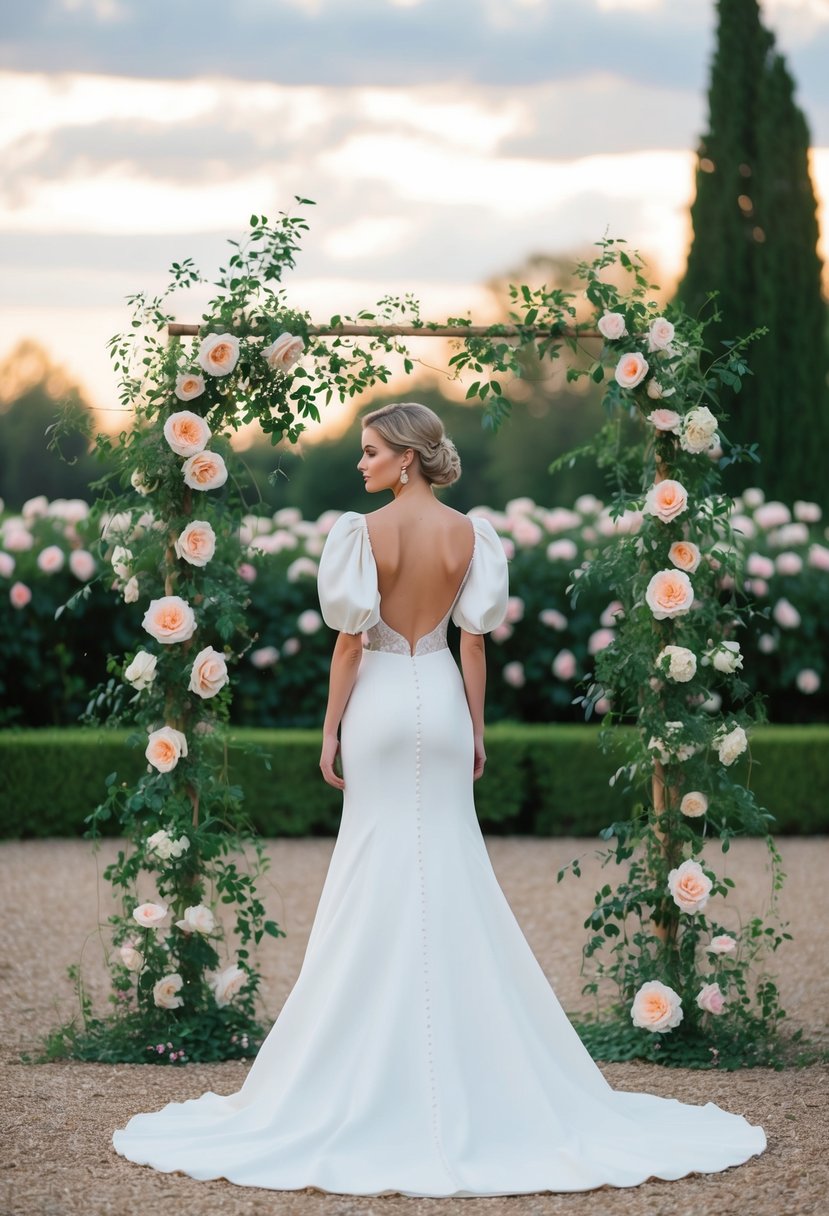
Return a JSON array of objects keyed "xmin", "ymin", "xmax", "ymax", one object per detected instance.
[
  {"xmin": 319, "ymin": 631, "xmax": 364, "ymax": 790},
  {"xmin": 459, "ymin": 629, "xmax": 487, "ymax": 780}
]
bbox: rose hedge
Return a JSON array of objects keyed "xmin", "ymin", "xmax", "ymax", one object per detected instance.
[
  {"xmin": 2, "ymin": 489, "xmax": 827, "ymax": 729},
  {"xmin": 3, "ymin": 725, "xmax": 827, "ymax": 840}
]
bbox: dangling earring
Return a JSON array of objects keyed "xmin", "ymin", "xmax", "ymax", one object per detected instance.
[{"xmin": 400, "ymin": 466, "xmax": 409, "ymax": 485}]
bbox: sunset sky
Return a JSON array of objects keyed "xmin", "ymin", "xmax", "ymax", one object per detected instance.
[{"xmin": 2, "ymin": 0, "xmax": 828, "ymax": 437}]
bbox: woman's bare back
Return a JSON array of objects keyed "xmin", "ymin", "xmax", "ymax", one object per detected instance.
[{"xmin": 364, "ymin": 503, "xmax": 475, "ymax": 651}]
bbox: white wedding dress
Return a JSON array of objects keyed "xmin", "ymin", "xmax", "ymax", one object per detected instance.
[{"xmin": 112, "ymin": 509, "xmax": 766, "ymax": 1197}]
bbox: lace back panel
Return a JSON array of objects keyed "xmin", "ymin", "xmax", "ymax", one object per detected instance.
[{"xmin": 364, "ymin": 538, "xmax": 475, "ymax": 657}]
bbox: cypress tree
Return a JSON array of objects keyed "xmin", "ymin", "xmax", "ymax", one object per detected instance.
[{"xmin": 679, "ymin": 0, "xmax": 829, "ymax": 507}]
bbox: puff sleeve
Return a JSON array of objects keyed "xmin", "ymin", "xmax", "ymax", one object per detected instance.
[
  {"xmin": 317, "ymin": 511, "xmax": 381, "ymax": 634},
  {"xmin": 452, "ymin": 515, "xmax": 510, "ymax": 634}
]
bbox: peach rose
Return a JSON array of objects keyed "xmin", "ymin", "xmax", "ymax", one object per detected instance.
[
  {"xmin": 10, "ymin": 581, "xmax": 31, "ymax": 609},
  {"xmin": 142, "ymin": 595, "xmax": 197, "ymax": 644},
  {"xmin": 708, "ymin": 934, "xmax": 737, "ymax": 954},
  {"xmin": 644, "ymin": 478, "xmax": 688, "ymax": 524},
  {"xmin": 696, "ymin": 982, "xmax": 726, "ymax": 1015},
  {"xmin": 597, "ymin": 312, "xmax": 627, "ymax": 340},
  {"xmin": 182, "ymin": 450, "xmax": 228, "ymax": 491},
  {"xmin": 667, "ymin": 858, "xmax": 713, "ymax": 913},
  {"xmin": 174, "ymin": 519, "xmax": 216, "ymax": 566},
  {"xmin": 668, "ymin": 541, "xmax": 701, "ymax": 573},
  {"xmin": 132, "ymin": 901, "xmax": 169, "ymax": 929},
  {"xmin": 175, "ymin": 904, "xmax": 216, "ymax": 935},
  {"xmin": 646, "ymin": 408, "xmax": 681, "ymax": 432},
  {"xmin": 188, "ymin": 646, "xmax": 229, "ymax": 699},
  {"xmin": 175, "ymin": 372, "xmax": 206, "ymax": 401},
  {"xmin": 680, "ymin": 791, "xmax": 708, "ymax": 818},
  {"xmin": 209, "ymin": 963, "xmax": 247, "ymax": 1007},
  {"xmin": 146, "ymin": 726, "xmax": 188, "ymax": 773},
  {"xmin": 153, "ymin": 972, "xmax": 184, "ymax": 1010},
  {"xmin": 262, "ymin": 332, "xmax": 305, "ymax": 372},
  {"xmin": 198, "ymin": 332, "xmax": 240, "ymax": 377},
  {"xmin": 647, "ymin": 316, "xmax": 675, "ymax": 351},
  {"xmin": 37, "ymin": 544, "xmax": 65, "ymax": 574},
  {"xmin": 163, "ymin": 410, "xmax": 212, "ymax": 458},
  {"xmin": 614, "ymin": 351, "xmax": 649, "ymax": 389},
  {"xmin": 630, "ymin": 980, "xmax": 683, "ymax": 1033},
  {"xmin": 645, "ymin": 569, "xmax": 694, "ymax": 619}
]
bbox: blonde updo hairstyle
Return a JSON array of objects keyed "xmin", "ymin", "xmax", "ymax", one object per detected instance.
[{"xmin": 361, "ymin": 402, "xmax": 461, "ymax": 488}]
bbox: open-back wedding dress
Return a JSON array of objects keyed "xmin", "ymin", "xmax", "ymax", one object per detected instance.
[{"xmin": 112, "ymin": 509, "xmax": 766, "ymax": 1197}]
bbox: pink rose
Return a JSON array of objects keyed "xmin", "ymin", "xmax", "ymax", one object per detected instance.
[
  {"xmin": 630, "ymin": 980, "xmax": 683, "ymax": 1033},
  {"xmin": 614, "ymin": 351, "xmax": 649, "ymax": 389},
  {"xmin": 680, "ymin": 791, "xmax": 708, "ymax": 818},
  {"xmin": 145, "ymin": 725, "xmax": 189, "ymax": 772},
  {"xmin": 646, "ymin": 409, "xmax": 681, "ymax": 432},
  {"xmin": 10, "ymin": 581, "xmax": 31, "ymax": 609},
  {"xmin": 753, "ymin": 501, "xmax": 790, "ymax": 530},
  {"xmin": 174, "ymin": 372, "xmax": 206, "ymax": 401},
  {"xmin": 600, "ymin": 600, "xmax": 624, "ymax": 627},
  {"xmin": 4, "ymin": 527, "xmax": 33, "ymax": 551},
  {"xmin": 0, "ymin": 551, "xmax": 14, "ymax": 577},
  {"xmin": 511, "ymin": 517, "xmax": 543, "ymax": 546},
  {"xmin": 796, "ymin": 669, "xmax": 820, "ymax": 694},
  {"xmin": 552, "ymin": 649, "xmax": 576, "ymax": 681},
  {"xmin": 174, "ymin": 520, "xmax": 216, "ymax": 567},
  {"xmin": 132, "ymin": 901, "xmax": 169, "ymax": 929},
  {"xmin": 491, "ymin": 622, "xmax": 514, "ymax": 643},
  {"xmin": 282, "ymin": 637, "xmax": 301, "ymax": 657},
  {"xmin": 37, "ymin": 544, "xmax": 65, "ymax": 574},
  {"xmin": 808, "ymin": 543, "xmax": 829, "ymax": 572},
  {"xmin": 250, "ymin": 646, "xmax": 279, "ymax": 668},
  {"xmin": 504, "ymin": 595, "xmax": 525, "ymax": 624},
  {"xmin": 588, "ymin": 628, "xmax": 614, "ymax": 655},
  {"xmin": 262, "ymin": 332, "xmax": 305, "ymax": 372},
  {"xmin": 188, "ymin": 646, "xmax": 229, "ymax": 699},
  {"xmin": 645, "ymin": 569, "xmax": 694, "ymax": 619},
  {"xmin": 546, "ymin": 539, "xmax": 578, "ymax": 562},
  {"xmin": 297, "ymin": 609, "xmax": 323, "ymax": 635},
  {"xmin": 142, "ymin": 595, "xmax": 197, "ymax": 644},
  {"xmin": 696, "ymin": 982, "xmax": 726, "ymax": 1016},
  {"xmin": 69, "ymin": 549, "xmax": 96, "ymax": 580},
  {"xmin": 772, "ymin": 598, "xmax": 801, "ymax": 630},
  {"xmin": 707, "ymin": 934, "xmax": 737, "ymax": 954},
  {"xmin": 647, "ymin": 316, "xmax": 675, "ymax": 351},
  {"xmin": 119, "ymin": 942, "xmax": 144, "ymax": 971},
  {"xmin": 181, "ymin": 450, "xmax": 228, "ymax": 491},
  {"xmin": 237, "ymin": 561, "xmax": 257, "ymax": 582},
  {"xmin": 539, "ymin": 608, "xmax": 567, "ymax": 631},
  {"xmin": 775, "ymin": 551, "xmax": 802, "ymax": 576},
  {"xmin": 668, "ymin": 541, "xmax": 701, "ymax": 573},
  {"xmin": 794, "ymin": 500, "xmax": 821, "ymax": 523},
  {"xmin": 746, "ymin": 553, "xmax": 774, "ymax": 579},
  {"xmin": 503, "ymin": 661, "xmax": 526, "ymax": 688},
  {"xmin": 499, "ymin": 536, "xmax": 515, "ymax": 559},
  {"xmin": 667, "ymin": 858, "xmax": 712, "ymax": 914},
  {"xmin": 597, "ymin": 312, "xmax": 627, "ymax": 340},
  {"xmin": 198, "ymin": 333, "xmax": 240, "ymax": 377},
  {"xmin": 163, "ymin": 410, "xmax": 212, "ymax": 457},
  {"xmin": 644, "ymin": 479, "xmax": 688, "ymax": 524}
]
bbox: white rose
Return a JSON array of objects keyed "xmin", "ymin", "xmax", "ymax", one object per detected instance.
[
  {"xmin": 119, "ymin": 942, "xmax": 144, "ymax": 972},
  {"xmin": 647, "ymin": 316, "xmax": 675, "ymax": 351},
  {"xmin": 262, "ymin": 332, "xmax": 305, "ymax": 372},
  {"xmin": 110, "ymin": 545, "xmax": 133, "ymax": 580},
  {"xmin": 705, "ymin": 640, "xmax": 743, "ymax": 674},
  {"xmin": 132, "ymin": 901, "xmax": 169, "ymax": 929},
  {"xmin": 597, "ymin": 312, "xmax": 627, "ymax": 340},
  {"xmin": 656, "ymin": 645, "xmax": 697, "ymax": 683},
  {"xmin": 146, "ymin": 828, "xmax": 175, "ymax": 860},
  {"xmin": 715, "ymin": 724, "xmax": 748, "ymax": 766},
  {"xmin": 153, "ymin": 973, "xmax": 184, "ymax": 1010},
  {"xmin": 209, "ymin": 963, "xmax": 248, "ymax": 1007},
  {"xmin": 124, "ymin": 650, "xmax": 157, "ymax": 690},
  {"xmin": 176, "ymin": 904, "xmax": 216, "ymax": 935},
  {"xmin": 680, "ymin": 406, "xmax": 718, "ymax": 454}
]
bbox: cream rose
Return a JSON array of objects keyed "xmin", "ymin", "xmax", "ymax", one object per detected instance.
[
  {"xmin": 123, "ymin": 576, "xmax": 139, "ymax": 604},
  {"xmin": 198, "ymin": 333, "xmax": 240, "ymax": 377},
  {"xmin": 667, "ymin": 858, "xmax": 713, "ymax": 913},
  {"xmin": 146, "ymin": 828, "xmax": 189, "ymax": 860},
  {"xmin": 656, "ymin": 645, "xmax": 697, "ymax": 683},
  {"xmin": 176, "ymin": 904, "xmax": 216, "ymax": 935},
  {"xmin": 705, "ymin": 640, "xmax": 743, "ymax": 674},
  {"xmin": 119, "ymin": 941, "xmax": 144, "ymax": 971},
  {"xmin": 153, "ymin": 972, "xmax": 184, "ymax": 1010},
  {"xmin": 680, "ymin": 791, "xmax": 708, "ymax": 818},
  {"xmin": 110, "ymin": 545, "xmax": 133, "ymax": 580},
  {"xmin": 209, "ymin": 963, "xmax": 247, "ymax": 1007},
  {"xmin": 132, "ymin": 901, "xmax": 169, "ymax": 929},
  {"xmin": 163, "ymin": 410, "xmax": 212, "ymax": 458},
  {"xmin": 646, "ymin": 408, "xmax": 681, "ymax": 432},
  {"xmin": 668, "ymin": 540, "xmax": 701, "ymax": 573},
  {"xmin": 648, "ymin": 723, "xmax": 696, "ymax": 764},
  {"xmin": 647, "ymin": 316, "xmax": 675, "ymax": 351},
  {"xmin": 614, "ymin": 351, "xmax": 649, "ymax": 389},
  {"xmin": 645, "ymin": 569, "xmax": 694, "ymax": 620},
  {"xmin": 630, "ymin": 980, "xmax": 683, "ymax": 1033},
  {"xmin": 175, "ymin": 372, "xmax": 206, "ymax": 401},
  {"xmin": 644, "ymin": 479, "xmax": 688, "ymax": 524},
  {"xmin": 715, "ymin": 724, "xmax": 748, "ymax": 766},
  {"xmin": 130, "ymin": 469, "xmax": 157, "ymax": 496},
  {"xmin": 696, "ymin": 982, "xmax": 727, "ymax": 1015},
  {"xmin": 182, "ymin": 450, "xmax": 228, "ymax": 491},
  {"xmin": 646, "ymin": 379, "xmax": 676, "ymax": 400},
  {"xmin": 680, "ymin": 406, "xmax": 718, "ymax": 454},
  {"xmin": 597, "ymin": 312, "xmax": 627, "ymax": 340},
  {"xmin": 174, "ymin": 520, "xmax": 216, "ymax": 566},
  {"xmin": 708, "ymin": 934, "xmax": 737, "ymax": 954},
  {"xmin": 124, "ymin": 650, "xmax": 157, "ymax": 690},
  {"xmin": 188, "ymin": 645, "xmax": 229, "ymax": 699},
  {"xmin": 145, "ymin": 725, "xmax": 189, "ymax": 773},
  {"xmin": 262, "ymin": 332, "xmax": 305, "ymax": 372},
  {"xmin": 142, "ymin": 595, "xmax": 196, "ymax": 645}
]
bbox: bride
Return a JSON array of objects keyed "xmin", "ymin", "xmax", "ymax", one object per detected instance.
[{"xmin": 112, "ymin": 401, "xmax": 766, "ymax": 1197}]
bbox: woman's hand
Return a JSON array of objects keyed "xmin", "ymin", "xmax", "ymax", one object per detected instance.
[
  {"xmin": 473, "ymin": 733, "xmax": 486, "ymax": 781},
  {"xmin": 320, "ymin": 732, "xmax": 345, "ymax": 790}
]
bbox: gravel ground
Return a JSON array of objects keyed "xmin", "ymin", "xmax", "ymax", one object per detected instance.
[{"xmin": 1, "ymin": 835, "xmax": 826, "ymax": 1216}]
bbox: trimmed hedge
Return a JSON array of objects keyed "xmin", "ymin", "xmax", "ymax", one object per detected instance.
[{"xmin": 3, "ymin": 725, "xmax": 827, "ymax": 839}]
